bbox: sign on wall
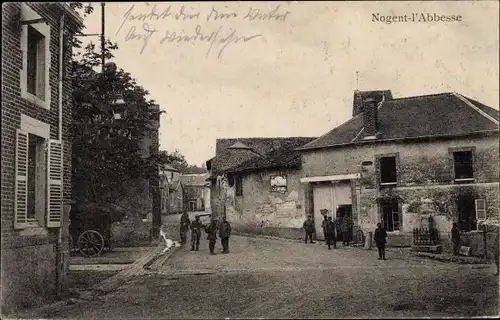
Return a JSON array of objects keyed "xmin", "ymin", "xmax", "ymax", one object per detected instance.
[{"xmin": 270, "ymin": 175, "xmax": 287, "ymax": 193}]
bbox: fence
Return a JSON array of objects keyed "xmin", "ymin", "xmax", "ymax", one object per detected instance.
[{"xmin": 413, "ymin": 227, "xmax": 440, "ymax": 246}]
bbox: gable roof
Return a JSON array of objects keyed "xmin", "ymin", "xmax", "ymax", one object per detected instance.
[
  {"xmin": 298, "ymin": 92, "xmax": 499, "ymax": 151},
  {"xmin": 210, "ymin": 137, "xmax": 317, "ymax": 176},
  {"xmin": 227, "ymin": 137, "xmax": 317, "ymax": 174}
]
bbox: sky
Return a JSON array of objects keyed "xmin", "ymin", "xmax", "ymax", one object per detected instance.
[{"xmin": 80, "ymin": 1, "xmax": 499, "ymax": 166}]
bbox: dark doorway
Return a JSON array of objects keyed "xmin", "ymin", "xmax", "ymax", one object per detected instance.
[
  {"xmin": 457, "ymin": 194, "xmax": 476, "ymax": 232},
  {"xmin": 381, "ymin": 198, "xmax": 400, "ymax": 232},
  {"xmin": 336, "ymin": 205, "xmax": 353, "ymax": 241}
]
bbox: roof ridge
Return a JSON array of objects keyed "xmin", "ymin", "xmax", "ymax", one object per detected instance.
[
  {"xmin": 298, "ymin": 113, "xmax": 363, "ymax": 150},
  {"xmin": 390, "ymin": 92, "xmax": 454, "ymax": 101},
  {"xmin": 452, "ymin": 93, "xmax": 499, "ymax": 125}
]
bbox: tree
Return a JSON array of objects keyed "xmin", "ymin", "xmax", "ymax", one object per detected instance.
[{"xmin": 71, "ymin": 37, "xmax": 163, "ymax": 205}]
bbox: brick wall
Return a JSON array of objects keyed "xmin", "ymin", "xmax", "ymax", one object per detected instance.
[{"xmin": 1, "ymin": 3, "xmax": 77, "ymax": 313}]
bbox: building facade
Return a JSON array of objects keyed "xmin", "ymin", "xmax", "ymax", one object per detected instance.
[
  {"xmin": 179, "ymin": 173, "xmax": 210, "ymax": 212},
  {"xmin": 207, "ymin": 90, "xmax": 499, "ymax": 257},
  {"xmin": 297, "ymin": 90, "xmax": 499, "ymax": 255},
  {"xmin": 1, "ymin": 3, "xmax": 82, "ymax": 312},
  {"xmin": 206, "ymin": 137, "xmax": 315, "ymax": 238}
]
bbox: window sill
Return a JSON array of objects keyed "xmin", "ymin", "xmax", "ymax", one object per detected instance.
[
  {"xmin": 462, "ymin": 230, "xmax": 480, "ymax": 234},
  {"xmin": 379, "ymin": 182, "xmax": 397, "ymax": 187},
  {"xmin": 21, "ymin": 89, "xmax": 51, "ymax": 110},
  {"xmin": 19, "ymin": 226, "xmax": 48, "ymax": 237},
  {"xmin": 454, "ymin": 178, "xmax": 475, "ymax": 183}
]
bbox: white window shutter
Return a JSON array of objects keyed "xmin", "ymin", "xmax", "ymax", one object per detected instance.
[
  {"xmin": 47, "ymin": 140, "xmax": 63, "ymax": 228},
  {"xmin": 475, "ymin": 199, "xmax": 486, "ymax": 221},
  {"xmin": 14, "ymin": 130, "xmax": 29, "ymax": 229}
]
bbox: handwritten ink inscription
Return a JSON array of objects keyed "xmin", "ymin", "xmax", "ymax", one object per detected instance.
[{"xmin": 117, "ymin": 4, "xmax": 292, "ymax": 58}]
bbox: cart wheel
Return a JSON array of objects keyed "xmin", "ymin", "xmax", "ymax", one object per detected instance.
[{"xmin": 78, "ymin": 230, "xmax": 104, "ymax": 257}]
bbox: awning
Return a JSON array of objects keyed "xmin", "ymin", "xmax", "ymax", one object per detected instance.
[{"xmin": 300, "ymin": 173, "xmax": 360, "ymax": 183}]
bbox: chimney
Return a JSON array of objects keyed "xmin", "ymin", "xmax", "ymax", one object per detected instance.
[
  {"xmin": 362, "ymin": 97, "xmax": 379, "ymax": 137},
  {"xmin": 353, "ymin": 90, "xmax": 364, "ymax": 117},
  {"xmin": 353, "ymin": 90, "xmax": 393, "ymax": 117}
]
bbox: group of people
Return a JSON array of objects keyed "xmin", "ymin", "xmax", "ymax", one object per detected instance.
[
  {"xmin": 302, "ymin": 214, "xmax": 354, "ymax": 249},
  {"xmin": 303, "ymin": 214, "xmax": 388, "ymax": 260},
  {"xmin": 179, "ymin": 211, "xmax": 232, "ymax": 255}
]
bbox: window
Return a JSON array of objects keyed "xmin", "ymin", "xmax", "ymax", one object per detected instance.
[
  {"xmin": 270, "ymin": 175, "xmax": 287, "ymax": 193},
  {"xmin": 381, "ymin": 198, "xmax": 400, "ymax": 232},
  {"xmin": 27, "ymin": 26, "xmax": 46, "ymax": 98},
  {"xmin": 20, "ymin": 4, "xmax": 51, "ymax": 109},
  {"xmin": 235, "ymin": 176, "xmax": 243, "ymax": 196},
  {"xmin": 453, "ymin": 151, "xmax": 474, "ymax": 180},
  {"xmin": 379, "ymin": 156, "xmax": 397, "ymax": 185},
  {"xmin": 15, "ymin": 115, "xmax": 62, "ymax": 230},
  {"xmin": 27, "ymin": 134, "xmax": 46, "ymax": 224}
]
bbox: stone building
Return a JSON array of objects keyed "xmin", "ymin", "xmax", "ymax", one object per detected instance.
[
  {"xmin": 1, "ymin": 3, "xmax": 83, "ymax": 312},
  {"xmin": 206, "ymin": 137, "xmax": 316, "ymax": 237},
  {"xmin": 296, "ymin": 90, "xmax": 499, "ymax": 256},
  {"xmin": 179, "ymin": 173, "xmax": 210, "ymax": 212}
]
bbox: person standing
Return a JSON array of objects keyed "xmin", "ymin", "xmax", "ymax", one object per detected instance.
[
  {"xmin": 321, "ymin": 213, "xmax": 328, "ymax": 245},
  {"xmin": 179, "ymin": 211, "xmax": 191, "ymax": 246},
  {"xmin": 205, "ymin": 218, "xmax": 218, "ymax": 255},
  {"xmin": 219, "ymin": 216, "xmax": 232, "ymax": 254},
  {"xmin": 303, "ymin": 215, "xmax": 315, "ymax": 244},
  {"xmin": 325, "ymin": 216, "xmax": 336, "ymax": 250},
  {"xmin": 374, "ymin": 223, "xmax": 388, "ymax": 260},
  {"xmin": 341, "ymin": 215, "xmax": 351, "ymax": 246},
  {"xmin": 190, "ymin": 215, "xmax": 203, "ymax": 251},
  {"xmin": 451, "ymin": 222, "xmax": 460, "ymax": 256}
]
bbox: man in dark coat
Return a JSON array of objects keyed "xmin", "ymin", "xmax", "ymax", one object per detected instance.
[
  {"xmin": 303, "ymin": 215, "xmax": 315, "ymax": 244},
  {"xmin": 205, "ymin": 218, "xmax": 218, "ymax": 255},
  {"xmin": 374, "ymin": 223, "xmax": 388, "ymax": 260},
  {"xmin": 321, "ymin": 213, "xmax": 328, "ymax": 245},
  {"xmin": 341, "ymin": 215, "xmax": 352, "ymax": 246},
  {"xmin": 451, "ymin": 222, "xmax": 460, "ymax": 256},
  {"xmin": 325, "ymin": 217, "xmax": 336, "ymax": 250},
  {"xmin": 190, "ymin": 215, "xmax": 203, "ymax": 251},
  {"xmin": 179, "ymin": 211, "xmax": 191, "ymax": 245},
  {"xmin": 219, "ymin": 216, "xmax": 232, "ymax": 254}
]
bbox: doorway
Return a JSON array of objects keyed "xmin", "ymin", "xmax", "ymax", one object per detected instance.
[
  {"xmin": 312, "ymin": 181, "xmax": 352, "ymax": 240},
  {"xmin": 381, "ymin": 198, "xmax": 400, "ymax": 232},
  {"xmin": 336, "ymin": 205, "xmax": 353, "ymax": 241},
  {"xmin": 456, "ymin": 194, "xmax": 476, "ymax": 232}
]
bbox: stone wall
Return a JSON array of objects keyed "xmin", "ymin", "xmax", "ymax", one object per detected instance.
[
  {"xmin": 210, "ymin": 169, "xmax": 308, "ymax": 235},
  {"xmin": 111, "ymin": 178, "xmax": 153, "ymax": 246}
]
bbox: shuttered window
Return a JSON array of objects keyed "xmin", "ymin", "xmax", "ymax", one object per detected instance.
[
  {"xmin": 47, "ymin": 140, "xmax": 63, "ymax": 228},
  {"xmin": 14, "ymin": 130, "xmax": 29, "ymax": 229}
]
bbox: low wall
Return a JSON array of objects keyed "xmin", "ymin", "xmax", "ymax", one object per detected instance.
[
  {"xmin": 386, "ymin": 233, "xmax": 413, "ymax": 247},
  {"xmin": 232, "ymin": 223, "xmax": 304, "ymax": 240},
  {"xmin": 111, "ymin": 215, "xmax": 152, "ymax": 247},
  {"xmin": 1, "ymin": 244, "xmax": 57, "ymax": 314}
]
